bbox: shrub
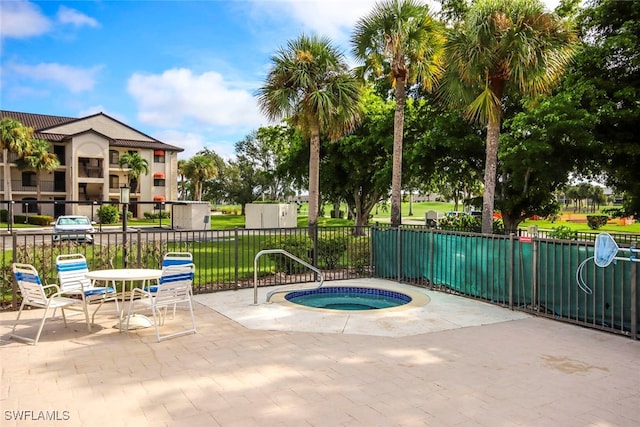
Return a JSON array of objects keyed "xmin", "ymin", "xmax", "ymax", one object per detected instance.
[
  {"xmin": 143, "ymin": 210, "xmax": 170, "ymax": 219},
  {"xmin": 602, "ymin": 207, "xmax": 624, "ymax": 218},
  {"xmin": 263, "ymin": 236, "xmax": 313, "ymax": 274},
  {"xmin": 317, "ymin": 235, "xmax": 348, "ymax": 269},
  {"xmin": 0, "ymin": 209, "xmax": 7, "ymax": 222},
  {"xmin": 29, "ymin": 215, "xmax": 54, "ymax": 226},
  {"xmin": 97, "ymin": 204, "xmax": 119, "ymax": 224},
  {"xmin": 549, "ymin": 225, "xmax": 578, "ymax": 240},
  {"xmin": 586, "ymin": 215, "xmax": 609, "ymax": 230},
  {"xmin": 349, "ymin": 240, "xmax": 371, "ymax": 274},
  {"xmin": 438, "ymin": 214, "xmax": 481, "ymax": 232}
]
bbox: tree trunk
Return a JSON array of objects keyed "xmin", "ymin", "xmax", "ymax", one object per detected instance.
[
  {"xmin": 391, "ymin": 78, "xmax": 406, "ymax": 228},
  {"xmin": 482, "ymin": 117, "xmax": 501, "ymax": 234},
  {"xmin": 308, "ymin": 120, "xmax": 321, "ymax": 232}
]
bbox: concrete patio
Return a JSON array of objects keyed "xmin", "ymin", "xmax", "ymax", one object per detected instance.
[{"xmin": 1, "ymin": 281, "xmax": 638, "ymax": 426}]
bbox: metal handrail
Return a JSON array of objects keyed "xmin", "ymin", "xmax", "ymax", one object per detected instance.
[{"xmin": 253, "ymin": 249, "xmax": 324, "ymax": 304}]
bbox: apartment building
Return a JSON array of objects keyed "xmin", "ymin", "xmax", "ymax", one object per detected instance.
[{"xmin": 1, "ymin": 110, "xmax": 183, "ymax": 219}]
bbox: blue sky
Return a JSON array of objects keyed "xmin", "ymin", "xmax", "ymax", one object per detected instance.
[{"xmin": 1, "ymin": 0, "xmax": 559, "ymax": 160}]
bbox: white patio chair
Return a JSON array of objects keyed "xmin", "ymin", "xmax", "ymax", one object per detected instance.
[
  {"xmin": 10, "ymin": 263, "xmax": 90, "ymax": 345},
  {"xmin": 146, "ymin": 252, "xmax": 194, "ymax": 316},
  {"xmin": 126, "ymin": 263, "xmax": 197, "ymax": 342},
  {"xmin": 56, "ymin": 254, "xmax": 120, "ymax": 330}
]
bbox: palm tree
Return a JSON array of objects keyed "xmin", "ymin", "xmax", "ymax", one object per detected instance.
[
  {"xmin": 16, "ymin": 139, "xmax": 60, "ymax": 211},
  {"xmin": 256, "ymin": 34, "xmax": 361, "ymax": 231},
  {"xmin": 439, "ymin": 0, "xmax": 577, "ymax": 233},
  {"xmin": 352, "ymin": 0, "xmax": 445, "ymax": 228},
  {"xmin": 184, "ymin": 155, "xmax": 217, "ymax": 201},
  {"xmin": 118, "ymin": 151, "xmax": 150, "ymax": 193},
  {"xmin": 0, "ymin": 118, "xmax": 33, "ymax": 203},
  {"xmin": 177, "ymin": 159, "xmax": 187, "ymax": 201}
]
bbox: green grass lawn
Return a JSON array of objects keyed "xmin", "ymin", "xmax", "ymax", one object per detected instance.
[{"xmin": 2, "ymin": 201, "xmax": 637, "ymax": 234}]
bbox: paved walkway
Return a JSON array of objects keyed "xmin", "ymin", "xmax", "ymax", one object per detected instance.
[{"xmin": 1, "ymin": 283, "xmax": 638, "ymax": 427}]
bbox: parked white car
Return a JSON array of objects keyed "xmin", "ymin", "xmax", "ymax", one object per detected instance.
[{"xmin": 51, "ymin": 215, "xmax": 96, "ymax": 243}]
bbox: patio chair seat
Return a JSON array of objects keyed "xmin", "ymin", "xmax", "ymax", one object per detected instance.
[
  {"xmin": 56, "ymin": 254, "xmax": 120, "ymax": 329},
  {"xmin": 11, "ymin": 263, "xmax": 90, "ymax": 345},
  {"xmin": 127, "ymin": 263, "xmax": 197, "ymax": 342}
]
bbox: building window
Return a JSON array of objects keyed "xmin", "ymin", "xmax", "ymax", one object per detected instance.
[
  {"xmin": 154, "ymin": 179, "xmax": 166, "ymax": 187},
  {"xmin": 109, "ymin": 175, "xmax": 120, "ymax": 190},
  {"xmin": 53, "ymin": 145, "xmax": 66, "ymax": 165},
  {"xmin": 109, "ymin": 150, "xmax": 119, "ymax": 166},
  {"xmin": 22, "ymin": 172, "xmax": 36, "ymax": 187},
  {"xmin": 154, "ymin": 150, "xmax": 165, "ymax": 163}
]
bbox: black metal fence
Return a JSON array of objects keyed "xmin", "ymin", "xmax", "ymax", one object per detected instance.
[{"xmin": 0, "ymin": 226, "xmax": 372, "ymax": 310}]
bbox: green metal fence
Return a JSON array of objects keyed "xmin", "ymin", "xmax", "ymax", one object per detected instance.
[{"xmin": 372, "ymin": 227, "xmax": 638, "ymax": 339}]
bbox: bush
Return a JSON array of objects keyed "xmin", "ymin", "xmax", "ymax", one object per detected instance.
[
  {"xmin": 0, "ymin": 209, "xmax": 7, "ymax": 222},
  {"xmin": 10, "ymin": 214, "xmax": 53, "ymax": 226},
  {"xmin": 97, "ymin": 205, "xmax": 119, "ymax": 224},
  {"xmin": 602, "ymin": 207, "xmax": 625, "ymax": 218},
  {"xmin": 263, "ymin": 236, "xmax": 313, "ymax": 274},
  {"xmin": 143, "ymin": 210, "xmax": 171, "ymax": 220},
  {"xmin": 586, "ymin": 215, "xmax": 609, "ymax": 230},
  {"xmin": 349, "ymin": 240, "xmax": 370, "ymax": 274},
  {"xmin": 549, "ymin": 225, "xmax": 578, "ymax": 240},
  {"xmin": 438, "ymin": 214, "xmax": 481, "ymax": 232},
  {"xmin": 29, "ymin": 215, "xmax": 54, "ymax": 226},
  {"xmin": 317, "ymin": 235, "xmax": 348, "ymax": 269}
]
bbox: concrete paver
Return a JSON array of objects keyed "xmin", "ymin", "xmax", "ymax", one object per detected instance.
[{"xmin": 0, "ymin": 280, "xmax": 638, "ymax": 427}]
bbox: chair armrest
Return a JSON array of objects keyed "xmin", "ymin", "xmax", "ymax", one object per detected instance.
[
  {"xmin": 42, "ymin": 283, "xmax": 62, "ymax": 296},
  {"xmin": 129, "ymin": 287, "xmax": 150, "ymax": 302}
]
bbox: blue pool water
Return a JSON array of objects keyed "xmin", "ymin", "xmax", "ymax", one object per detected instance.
[{"xmin": 285, "ymin": 287, "xmax": 412, "ymax": 311}]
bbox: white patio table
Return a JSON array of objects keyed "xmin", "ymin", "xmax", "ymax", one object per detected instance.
[{"xmin": 85, "ymin": 268, "xmax": 162, "ymax": 331}]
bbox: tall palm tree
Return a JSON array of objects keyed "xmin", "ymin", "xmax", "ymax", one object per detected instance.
[
  {"xmin": 439, "ymin": 0, "xmax": 577, "ymax": 233},
  {"xmin": 118, "ymin": 151, "xmax": 150, "ymax": 193},
  {"xmin": 256, "ymin": 34, "xmax": 361, "ymax": 231},
  {"xmin": 352, "ymin": 0, "xmax": 445, "ymax": 228},
  {"xmin": 177, "ymin": 159, "xmax": 187, "ymax": 201},
  {"xmin": 16, "ymin": 139, "xmax": 60, "ymax": 211},
  {"xmin": 0, "ymin": 118, "xmax": 33, "ymax": 203},
  {"xmin": 184, "ymin": 155, "xmax": 217, "ymax": 201}
]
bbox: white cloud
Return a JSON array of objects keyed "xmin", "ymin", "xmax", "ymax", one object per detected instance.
[
  {"xmin": 153, "ymin": 129, "xmax": 237, "ymax": 161},
  {"xmin": 127, "ymin": 68, "xmax": 264, "ymax": 129},
  {"xmin": 8, "ymin": 62, "xmax": 102, "ymax": 92},
  {"xmin": 56, "ymin": 6, "xmax": 100, "ymax": 28},
  {"xmin": 0, "ymin": 0, "xmax": 51, "ymax": 39}
]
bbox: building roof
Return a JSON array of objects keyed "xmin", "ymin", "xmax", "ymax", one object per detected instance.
[{"xmin": 0, "ymin": 110, "xmax": 184, "ymax": 152}]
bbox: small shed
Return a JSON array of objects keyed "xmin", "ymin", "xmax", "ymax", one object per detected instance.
[
  {"xmin": 171, "ymin": 201, "xmax": 211, "ymax": 230},
  {"xmin": 245, "ymin": 203, "xmax": 297, "ymax": 229}
]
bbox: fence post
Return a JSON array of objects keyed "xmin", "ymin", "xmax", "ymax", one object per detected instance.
[
  {"xmin": 397, "ymin": 226, "xmax": 402, "ymax": 282},
  {"xmin": 428, "ymin": 228, "xmax": 434, "ymax": 289},
  {"xmin": 631, "ymin": 241, "xmax": 637, "ymax": 340},
  {"xmin": 136, "ymin": 229, "xmax": 142, "ymax": 268},
  {"xmin": 509, "ymin": 233, "xmax": 514, "ymax": 309},
  {"xmin": 11, "ymin": 231, "xmax": 17, "ymax": 310},
  {"xmin": 234, "ymin": 227, "xmax": 239, "ymax": 287},
  {"xmin": 532, "ymin": 237, "xmax": 538, "ymax": 312}
]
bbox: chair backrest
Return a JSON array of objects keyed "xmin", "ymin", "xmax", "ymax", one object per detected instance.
[
  {"xmin": 162, "ymin": 252, "xmax": 193, "ymax": 268},
  {"xmin": 12, "ymin": 263, "xmax": 48, "ymax": 306},
  {"xmin": 56, "ymin": 253, "xmax": 92, "ymax": 292},
  {"xmin": 156, "ymin": 263, "xmax": 195, "ymax": 305}
]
